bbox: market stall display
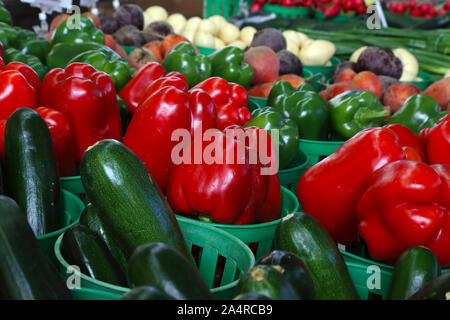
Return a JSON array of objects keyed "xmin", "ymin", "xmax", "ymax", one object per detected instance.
[{"xmin": 0, "ymin": 0, "xmax": 448, "ymax": 302}]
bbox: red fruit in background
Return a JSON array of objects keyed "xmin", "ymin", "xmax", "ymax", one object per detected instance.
[
  {"xmin": 423, "ymin": 78, "xmax": 450, "ymax": 111},
  {"xmin": 410, "ymin": 8, "xmax": 422, "ymax": 16},
  {"xmin": 244, "ymin": 46, "xmax": 280, "ymax": 85},
  {"xmin": 247, "ymin": 82, "xmax": 275, "ymax": 98},
  {"xmin": 383, "ymin": 82, "xmax": 421, "ymax": 113},
  {"xmin": 250, "ymin": 2, "xmax": 263, "ymax": 11},
  {"xmin": 335, "ymin": 68, "xmax": 357, "ymax": 83},
  {"xmin": 419, "ymin": 3, "xmax": 431, "ymax": 14},
  {"xmin": 356, "ymin": 4, "xmax": 367, "ymax": 14},
  {"xmin": 320, "ymin": 82, "xmax": 360, "ymax": 101},
  {"xmin": 276, "ymin": 74, "xmax": 305, "ymax": 87},
  {"xmin": 352, "ymin": 71, "xmax": 383, "ymax": 100},
  {"xmin": 324, "ymin": 3, "xmax": 341, "ymax": 18},
  {"xmin": 436, "ymin": 9, "xmax": 446, "ymax": 15},
  {"xmin": 444, "ymin": 1, "xmax": 450, "ymax": 10},
  {"xmin": 409, "ymin": 0, "xmax": 417, "ymax": 9}
]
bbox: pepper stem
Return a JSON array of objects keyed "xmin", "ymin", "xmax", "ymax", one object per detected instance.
[
  {"xmin": 357, "ymin": 109, "xmax": 390, "ymax": 121},
  {"xmin": 198, "ymin": 215, "xmax": 213, "ymax": 223}
]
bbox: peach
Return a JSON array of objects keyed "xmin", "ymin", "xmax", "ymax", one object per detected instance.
[
  {"xmin": 247, "ymin": 82, "xmax": 275, "ymax": 98},
  {"xmin": 352, "ymin": 71, "xmax": 384, "ymax": 100},
  {"xmin": 424, "ymin": 78, "xmax": 450, "ymax": 111},
  {"xmin": 244, "ymin": 46, "xmax": 280, "ymax": 85},
  {"xmin": 276, "ymin": 74, "xmax": 305, "ymax": 88},
  {"xmin": 383, "ymin": 82, "xmax": 421, "ymax": 113},
  {"xmin": 321, "ymin": 82, "xmax": 360, "ymax": 101},
  {"xmin": 335, "ymin": 69, "xmax": 356, "ymax": 83}
]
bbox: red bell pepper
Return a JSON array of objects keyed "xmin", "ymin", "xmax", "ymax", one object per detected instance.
[
  {"xmin": 0, "ymin": 59, "xmax": 39, "ymax": 121},
  {"xmin": 166, "ymin": 127, "xmax": 270, "ymax": 225},
  {"xmin": 384, "ymin": 123, "xmax": 426, "ymax": 162},
  {"xmin": 356, "ymin": 160, "xmax": 450, "ymax": 266},
  {"xmin": 35, "ymin": 107, "xmax": 76, "ymax": 177},
  {"xmin": 123, "ymin": 73, "xmax": 217, "ymax": 194},
  {"xmin": 226, "ymin": 125, "xmax": 282, "ymax": 223},
  {"xmin": 40, "ymin": 63, "xmax": 123, "ymax": 162},
  {"xmin": 193, "ymin": 77, "xmax": 252, "ymax": 130},
  {"xmin": 419, "ymin": 114, "xmax": 450, "ymax": 166},
  {"xmin": 118, "ymin": 62, "xmax": 166, "ymax": 114},
  {"xmin": 297, "ymin": 126, "xmax": 421, "ymax": 244}
]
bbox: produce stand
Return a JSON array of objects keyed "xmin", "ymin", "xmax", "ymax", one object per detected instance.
[{"xmin": 0, "ymin": 0, "xmax": 448, "ymax": 306}]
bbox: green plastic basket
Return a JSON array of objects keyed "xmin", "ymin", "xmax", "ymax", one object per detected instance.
[
  {"xmin": 299, "ymin": 138, "xmax": 344, "ymax": 166},
  {"xmin": 303, "ymin": 56, "xmax": 341, "ymax": 90},
  {"xmin": 262, "ymin": 4, "xmax": 312, "ymax": 19},
  {"xmin": 121, "ymin": 45, "xmax": 136, "ymax": 55},
  {"xmin": 203, "ymin": 0, "xmax": 253, "ymax": 18},
  {"xmin": 197, "ymin": 45, "xmax": 216, "ymax": 56},
  {"xmin": 279, "ymin": 148, "xmax": 309, "ymax": 192},
  {"xmin": 181, "ymin": 186, "xmax": 299, "ymax": 260},
  {"xmin": 60, "ymin": 176, "xmax": 84, "ymax": 197},
  {"xmin": 403, "ymin": 70, "xmax": 432, "ymax": 91},
  {"xmin": 346, "ymin": 262, "xmax": 392, "ymax": 300},
  {"xmin": 313, "ymin": 8, "xmax": 360, "ymax": 22},
  {"xmin": 38, "ymin": 189, "xmax": 85, "ymax": 266},
  {"xmin": 54, "ymin": 217, "xmax": 255, "ymax": 300},
  {"xmin": 71, "ymin": 288, "xmax": 122, "ymax": 300}
]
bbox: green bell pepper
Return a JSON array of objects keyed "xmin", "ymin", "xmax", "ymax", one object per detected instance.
[
  {"xmin": 267, "ymin": 80, "xmax": 330, "ymax": 141},
  {"xmin": 162, "ymin": 42, "xmax": 211, "ymax": 88},
  {"xmin": 18, "ymin": 38, "xmax": 51, "ymax": 64},
  {"xmin": 51, "ymin": 14, "xmax": 104, "ymax": 46},
  {"xmin": 69, "ymin": 50, "xmax": 133, "ymax": 92},
  {"xmin": 244, "ymin": 106, "xmax": 300, "ymax": 170},
  {"xmin": 4, "ymin": 47, "xmax": 49, "ymax": 80},
  {"xmin": 388, "ymin": 94, "xmax": 449, "ymax": 135},
  {"xmin": 208, "ymin": 46, "xmax": 253, "ymax": 88},
  {"xmin": 117, "ymin": 96, "xmax": 132, "ymax": 134},
  {"xmin": 0, "ymin": 22, "xmax": 16, "ymax": 47},
  {"xmin": 0, "ymin": 4, "xmax": 11, "ymax": 25},
  {"xmin": 329, "ymin": 90, "xmax": 389, "ymax": 139},
  {"xmin": 46, "ymin": 41, "xmax": 120, "ymax": 69}
]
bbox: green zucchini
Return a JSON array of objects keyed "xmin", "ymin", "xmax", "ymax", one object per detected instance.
[
  {"xmin": 409, "ymin": 271, "xmax": 450, "ymax": 300},
  {"xmin": 4, "ymin": 108, "xmax": 62, "ymax": 236},
  {"xmin": 0, "ymin": 196, "xmax": 71, "ymax": 299},
  {"xmin": 257, "ymin": 250, "xmax": 316, "ymax": 300},
  {"xmin": 127, "ymin": 242, "xmax": 213, "ymax": 300},
  {"xmin": 121, "ymin": 286, "xmax": 175, "ymax": 300},
  {"xmin": 237, "ymin": 264, "xmax": 301, "ymax": 300},
  {"xmin": 387, "ymin": 246, "xmax": 441, "ymax": 300},
  {"xmin": 61, "ymin": 225, "xmax": 127, "ymax": 287},
  {"xmin": 80, "ymin": 139, "xmax": 190, "ymax": 261},
  {"xmin": 233, "ymin": 292, "xmax": 272, "ymax": 300},
  {"xmin": 274, "ymin": 212, "xmax": 360, "ymax": 300},
  {"xmin": 79, "ymin": 203, "xmax": 128, "ymax": 275}
]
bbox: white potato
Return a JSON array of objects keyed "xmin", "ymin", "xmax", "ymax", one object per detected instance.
[
  {"xmin": 219, "ymin": 23, "xmax": 241, "ymax": 44},
  {"xmin": 166, "ymin": 13, "xmax": 187, "ymax": 34},
  {"xmin": 194, "ymin": 31, "xmax": 215, "ymax": 48},
  {"xmin": 185, "ymin": 16, "xmax": 202, "ymax": 32},
  {"xmin": 393, "ymin": 48, "xmax": 419, "ymax": 82},
  {"xmin": 240, "ymin": 26, "xmax": 257, "ymax": 46},
  {"xmin": 350, "ymin": 46, "xmax": 367, "ymax": 63},
  {"xmin": 144, "ymin": 6, "xmax": 168, "ymax": 21},
  {"xmin": 299, "ymin": 40, "xmax": 336, "ymax": 66}
]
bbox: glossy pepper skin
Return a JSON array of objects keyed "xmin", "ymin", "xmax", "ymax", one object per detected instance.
[
  {"xmin": 388, "ymin": 94, "xmax": 449, "ymax": 135},
  {"xmin": 162, "ymin": 42, "xmax": 211, "ymax": 88},
  {"xmin": 267, "ymin": 80, "xmax": 330, "ymax": 141},
  {"xmin": 329, "ymin": 90, "xmax": 389, "ymax": 139},
  {"xmin": 226, "ymin": 125, "xmax": 282, "ymax": 223},
  {"xmin": 356, "ymin": 160, "xmax": 450, "ymax": 266},
  {"xmin": 245, "ymin": 106, "xmax": 300, "ymax": 170},
  {"xmin": 297, "ymin": 126, "xmax": 421, "ymax": 244},
  {"xmin": 384, "ymin": 123, "xmax": 426, "ymax": 162},
  {"xmin": 208, "ymin": 46, "xmax": 253, "ymax": 88},
  {"xmin": 40, "ymin": 63, "xmax": 123, "ymax": 163},
  {"xmin": 51, "ymin": 15, "xmax": 104, "ymax": 46},
  {"xmin": 123, "ymin": 73, "xmax": 217, "ymax": 194},
  {"xmin": 0, "ymin": 60, "xmax": 39, "ymax": 121},
  {"xmin": 68, "ymin": 49, "xmax": 134, "ymax": 92},
  {"xmin": 35, "ymin": 107, "xmax": 76, "ymax": 177},
  {"xmin": 0, "ymin": 4, "xmax": 11, "ymax": 25},
  {"xmin": 118, "ymin": 62, "xmax": 166, "ymax": 114},
  {"xmin": 419, "ymin": 114, "xmax": 450, "ymax": 166},
  {"xmin": 167, "ymin": 127, "xmax": 270, "ymax": 225},
  {"xmin": 18, "ymin": 38, "xmax": 51, "ymax": 64},
  {"xmin": 193, "ymin": 77, "xmax": 252, "ymax": 130}
]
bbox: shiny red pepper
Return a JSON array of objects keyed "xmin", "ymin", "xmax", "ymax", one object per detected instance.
[
  {"xmin": 40, "ymin": 63, "xmax": 123, "ymax": 162},
  {"xmin": 384, "ymin": 123, "xmax": 426, "ymax": 162},
  {"xmin": 35, "ymin": 107, "xmax": 76, "ymax": 177},
  {"xmin": 297, "ymin": 126, "xmax": 421, "ymax": 244},
  {"xmin": 356, "ymin": 160, "xmax": 450, "ymax": 266},
  {"xmin": 419, "ymin": 114, "xmax": 450, "ymax": 166},
  {"xmin": 123, "ymin": 73, "xmax": 217, "ymax": 194},
  {"xmin": 193, "ymin": 77, "xmax": 252, "ymax": 130},
  {"xmin": 0, "ymin": 59, "xmax": 39, "ymax": 121},
  {"xmin": 118, "ymin": 62, "xmax": 166, "ymax": 114},
  {"xmin": 167, "ymin": 127, "xmax": 270, "ymax": 225}
]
